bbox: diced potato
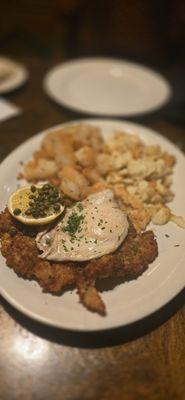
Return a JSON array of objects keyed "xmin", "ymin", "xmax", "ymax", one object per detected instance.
[{"xmin": 23, "ymin": 159, "xmax": 58, "ymax": 181}]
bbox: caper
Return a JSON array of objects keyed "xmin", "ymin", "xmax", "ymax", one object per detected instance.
[
  {"xmin": 54, "ymin": 204, "xmax": 60, "ymax": 212},
  {"xmin": 29, "ymin": 194, "xmax": 35, "ymax": 199},
  {"xmin": 35, "ymin": 200, "xmax": 41, "ymax": 205},
  {"xmin": 40, "ymin": 212, "xmax": 47, "ymax": 218},
  {"xmin": 43, "ymin": 183, "xmax": 50, "ymax": 190},
  {"xmin": 31, "ymin": 185, "xmax": 36, "ymax": 193},
  {"xmin": 43, "ymin": 189, "xmax": 49, "ymax": 197},
  {"xmin": 25, "ymin": 209, "xmax": 32, "ymax": 216},
  {"xmin": 53, "ymin": 197, "xmax": 59, "ymax": 203},
  {"xmin": 32, "ymin": 211, "xmax": 39, "ymax": 218},
  {"xmin": 13, "ymin": 208, "xmax": 21, "ymax": 215}
]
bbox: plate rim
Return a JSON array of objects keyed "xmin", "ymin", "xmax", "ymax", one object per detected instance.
[
  {"xmin": 43, "ymin": 57, "xmax": 172, "ymax": 117},
  {"xmin": 0, "ymin": 118, "xmax": 185, "ymax": 332}
]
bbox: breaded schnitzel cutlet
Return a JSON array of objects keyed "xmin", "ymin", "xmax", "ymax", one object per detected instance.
[{"xmin": 0, "ymin": 209, "xmax": 158, "ymax": 315}]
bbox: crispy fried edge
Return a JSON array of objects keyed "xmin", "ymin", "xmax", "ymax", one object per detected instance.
[{"xmin": 0, "ymin": 209, "xmax": 158, "ymax": 315}]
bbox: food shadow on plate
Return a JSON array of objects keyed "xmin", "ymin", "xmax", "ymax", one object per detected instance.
[{"xmin": 1, "ymin": 288, "xmax": 184, "ymax": 349}]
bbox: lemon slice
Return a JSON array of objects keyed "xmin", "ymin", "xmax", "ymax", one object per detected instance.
[{"xmin": 8, "ymin": 185, "xmax": 64, "ymax": 225}]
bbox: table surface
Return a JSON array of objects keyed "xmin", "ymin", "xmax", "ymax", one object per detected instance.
[{"xmin": 0, "ymin": 52, "xmax": 185, "ymax": 400}]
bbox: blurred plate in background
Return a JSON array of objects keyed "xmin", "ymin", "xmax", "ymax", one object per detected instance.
[
  {"xmin": 0, "ymin": 56, "xmax": 28, "ymax": 94},
  {"xmin": 44, "ymin": 58, "xmax": 171, "ymax": 116}
]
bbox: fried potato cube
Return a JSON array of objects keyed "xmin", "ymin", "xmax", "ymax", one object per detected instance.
[{"xmin": 23, "ymin": 158, "xmax": 58, "ymax": 181}]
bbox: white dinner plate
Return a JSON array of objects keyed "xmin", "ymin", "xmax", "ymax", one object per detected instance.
[
  {"xmin": 0, "ymin": 119, "xmax": 184, "ymax": 331},
  {"xmin": 0, "ymin": 56, "xmax": 28, "ymax": 94},
  {"xmin": 44, "ymin": 58, "xmax": 171, "ymax": 116}
]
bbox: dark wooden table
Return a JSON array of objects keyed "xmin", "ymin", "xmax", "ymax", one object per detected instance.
[{"xmin": 0, "ymin": 52, "xmax": 185, "ymax": 400}]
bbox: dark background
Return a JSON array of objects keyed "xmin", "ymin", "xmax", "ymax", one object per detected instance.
[
  {"xmin": 0, "ymin": 0, "xmax": 185, "ymax": 127},
  {"xmin": 0, "ymin": 0, "xmax": 184, "ymax": 64}
]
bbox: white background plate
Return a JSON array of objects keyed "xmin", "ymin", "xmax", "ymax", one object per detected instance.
[
  {"xmin": 0, "ymin": 56, "xmax": 28, "ymax": 94},
  {"xmin": 44, "ymin": 58, "xmax": 171, "ymax": 116},
  {"xmin": 0, "ymin": 119, "xmax": 185, "ymax": 331}
]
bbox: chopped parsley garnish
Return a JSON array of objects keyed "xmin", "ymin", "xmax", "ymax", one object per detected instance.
[
  {"xmin": 61, "ymin": 212, "xmax": 84, "ymax": 236},
  {"xmin": 45, "ymin": 237, "xmax": 51, "ymax": 245},
  {"xmin": 77, "ymin": 202, "xmax": 83, "ymax": 212},
  {"xmin": 63, "ymin": 244, "xmax": 68, "ymax": 252}
]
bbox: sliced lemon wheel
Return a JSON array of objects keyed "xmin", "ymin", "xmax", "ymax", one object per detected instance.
[{"xmin": 8, "ymin": 185, "xmax": 65, "ymax": 225}]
